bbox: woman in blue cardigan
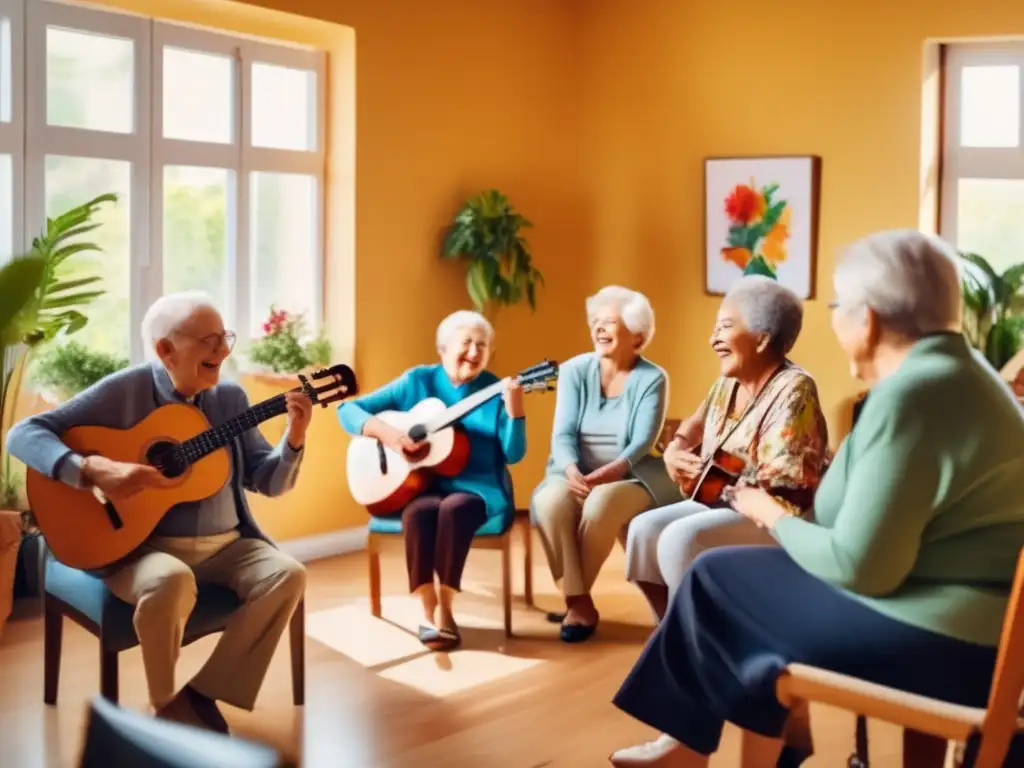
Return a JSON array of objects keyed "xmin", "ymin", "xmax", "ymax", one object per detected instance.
[
  {"xmin": 338, "ymin": 310, "xmax": 526, "ymax": 651},
  {"xmin": 531, "ymin": 286, "xmax": 681, "ymax": 643}
]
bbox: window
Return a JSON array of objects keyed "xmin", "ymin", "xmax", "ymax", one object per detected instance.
[
  {"xmin": 14, "ymin": 0, "xmax": 325, "ymax": 362},
  {"xmin": 940, "ymin": 44, "xmax": 1024, "ymax": 274}
]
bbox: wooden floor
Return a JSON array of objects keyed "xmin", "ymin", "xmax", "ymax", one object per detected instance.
[{"xmin": 0, "ymin": 532, "xmax": 907, "ymax": 767}]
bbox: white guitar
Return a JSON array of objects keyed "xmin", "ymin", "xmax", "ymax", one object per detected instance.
[{"xmin": 346, "ymin": 360, "xmax": 559, "ymax": 515}]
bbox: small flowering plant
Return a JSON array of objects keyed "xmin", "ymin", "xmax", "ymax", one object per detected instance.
[
  {"xmin": 246, "ymin": 306, "xmax": 331, "ymax": 375},
  {"xmin": 720, "ymin": 178, "xmax": 791, "ymax": 278}
]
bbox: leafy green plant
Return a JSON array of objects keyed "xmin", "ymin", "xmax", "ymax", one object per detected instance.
[
  {"xmin": 0, "ymin": 255, "xmax": 48, "ymax": 508},
  {"xmin": 247, "ymin": 306, "xmax": 331, "ymax": 374},
  {"xmin": 30, "ymin": 341, "xmax": 128, "ymax": 401},
  {"xmin": 960, "ymin": 251, "xmax": 1024, "ymax": 370},
  {"xmin": 0, "ymin": 193, "xmax": 116, "ymax": 508},
  {"xmin": 441, "ymin": 189, "xmax": 544, "ymax": 313}
]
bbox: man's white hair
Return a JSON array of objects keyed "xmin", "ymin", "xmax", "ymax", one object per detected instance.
[
  {"xmin": 724, "ymin": 275, "xmax": 803, "ymax": 356},
  {"xmin": 833, "ymin": 229, "xmax": 962, "ymax": 338},
  {"xmin": 585, "ymin": 285, "xmax": 656, "ymax": 350},
  {"xmin": 140, "ymin": 290, "xmax": 219, "ymax": 360},
  {"xmin": 435, "ymin": 309, "xmax": 494, "ymax": 349}
]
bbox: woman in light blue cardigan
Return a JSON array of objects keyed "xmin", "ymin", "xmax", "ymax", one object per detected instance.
[{"xmin": 531, "ymin": 286, "xmax": 681, "ymax": 643}]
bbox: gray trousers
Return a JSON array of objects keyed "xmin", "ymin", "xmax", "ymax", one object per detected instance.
[{"xmin": 623, "ymin": 500, "xmax": 777, "ymax": 601}]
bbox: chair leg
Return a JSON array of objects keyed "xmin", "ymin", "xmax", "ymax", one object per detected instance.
[
  {"xmin": 43, "ymin": 596, "xmax": 63, "ymax": 706},
  {"xmin": 368, "ymin": 536, "xmax": 382, "ymax": 618},
  {"xmin": 289, "ymin": 598, "xmax": 305, "ymax": 706},
  {"xmin": 521, "ymin": 516, "xmax": 533, "ymax": 607},
  {"xmin": 903, "ymin": 729, "xmax": 950, "ymax": 768},
  {"xmin": 100, "ymin": 648, "xmax": 118, "ymax": 704},
  {"xmin": 501, "ymin": 536, "xmax": 512, "ymax": 638}
]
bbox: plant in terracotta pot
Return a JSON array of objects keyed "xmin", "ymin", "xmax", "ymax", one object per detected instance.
[{"xmin": 245, "ymin": 306, "xmax": 331, "ymax": 376}]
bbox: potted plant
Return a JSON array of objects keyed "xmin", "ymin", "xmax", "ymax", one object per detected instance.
[
  {"xmin": 29, "ymin": 340, "xmax": 129, "ymax": 405},
  {"xmin": 441, "ymin": 189, "xmax": 544, "ymax": 314},
  {"xmin": 245, "ymin": 306, "xmax": 331, "ymax": 377},
  {"xmin": 0, "ymin": 192, "xmax": 116, "ymax": 509},
  {"xmin": 959, "ymin": 251, "xmax": 1024, "ymax": 371}
]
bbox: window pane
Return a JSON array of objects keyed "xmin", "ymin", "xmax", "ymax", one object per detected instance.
[
  {"xmin": 956, "ymin": 178, "xmax": 1024, "ymax": 273},
  {"xmin": 0, "ymin": 18, "xmax": 11, "ymax": 123},
  {"xmin": 47, "ymin": 27, "xmax": 134, "ymax": 134},
  {"xmin": 44, "ymin": 156, "xmax": 131, "ymax": 357},
  {"xmin": 163, "ymin": 165, "xmax": 230, "ymax": 312},
  {"xmin": 960, "ymin": 65, "xmax": 1020, "ymax": 148},
  {"xmin": 0, "ymin": 155, "xmax": 11, "ymax": 261},
  {"xmin": 250, "ymin": 172, "xmax": 317, "ymax": 334},
  {"xmin": 251, "ymin": 62, "xmax": 316, "ymax": 151},
  {"xmin": 163, "ymin": 47, "xmax": 233, "ymax": 144}
]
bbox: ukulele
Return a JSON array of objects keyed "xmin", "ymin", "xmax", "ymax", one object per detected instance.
[
  {"xmin": 679, "ymin": 447, "xmax": 746, "ymax": 505},
  {"xmin": 345, "ymin": 360, "xmax": 559, "ymax": 516},
  {"xmin": 25, "ymin": 364, "xmax": 358, "ymax": 571}
]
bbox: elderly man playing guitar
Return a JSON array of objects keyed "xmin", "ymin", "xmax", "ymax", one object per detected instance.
[{"xmin": 6, "ymin": 291, "xmax": 314, "ymax": 733}]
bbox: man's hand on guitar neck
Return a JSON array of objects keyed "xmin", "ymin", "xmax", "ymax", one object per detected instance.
[{"xmin": 80, "ymin": 455, "xmax": 173, "ymax": 501}]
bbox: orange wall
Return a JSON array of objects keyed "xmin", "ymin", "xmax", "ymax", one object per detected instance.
[{"xmin": 577, "ymin": 0, "xmax": 1024, "ymax": 446}]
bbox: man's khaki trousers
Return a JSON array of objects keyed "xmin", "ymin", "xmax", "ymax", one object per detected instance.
[{"xmin": 103, "ymin": 530, "xmax": 305, "ymax": 710}]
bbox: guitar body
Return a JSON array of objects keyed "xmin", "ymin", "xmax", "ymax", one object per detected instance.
[
  {"xmin": 681, "ymin": 448, "xmax": 746, "ymax": 506},
  {"xmin": 345, "ymin": 398, "xmax": 471, "ymax": 516},
  {"xmin": 26, "ymin": 403, "xmax": 231, "ymax": 571}
]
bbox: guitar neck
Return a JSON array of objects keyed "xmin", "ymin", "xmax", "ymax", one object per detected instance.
[
  {"xmin": 423, "ymin": 379, "xmax": 505, "ymax": 434},
  {"xmin": 180, "ymin": 393, "xmax": 290, "ymax": 464}
]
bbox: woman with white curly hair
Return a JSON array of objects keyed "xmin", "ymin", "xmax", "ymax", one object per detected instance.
[
  {"xmin": 530, "ymin": 286, "xmax": 680, "ymax": 644},
  {"xmin": 623, "ymin": 274, "xmax": 829, "ymax": 621},
  {"xmin": 338, "ymin": 309, "xmax": 525, "ymax": 652}
]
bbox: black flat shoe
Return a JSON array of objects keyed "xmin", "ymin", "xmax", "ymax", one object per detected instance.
[
  {"xmin": 546, "ymin": 611, "xmax": 566, "ymax": 623},
  {"xmin": 559, "ymin": 623, "xmax": 596, "ymax": 643}
]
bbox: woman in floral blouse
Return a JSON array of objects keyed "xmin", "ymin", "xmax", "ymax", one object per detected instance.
[{"xmin": 623, "ymin": 275, "xmax": 829, "ymax": 619}]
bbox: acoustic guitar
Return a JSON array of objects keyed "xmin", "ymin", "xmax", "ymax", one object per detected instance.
[
  {"xmin": 25, "ymin": 364, "xmax": 358, "ymax": 571},
  {"xmin": 345, "ymin": 360, "xmax": 559, "ymax": 515},
  {"xmin": 679, "ymin": 447, "xmax": 746, "ymax": 506}
]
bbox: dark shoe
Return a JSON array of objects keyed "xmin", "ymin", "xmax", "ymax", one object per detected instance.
[
  {"xmin": 559, "ymin": 623, "xmax": 596, "ymax": 643},
  {"xmin": 546, "ymin": 611, "xmax": 566, "ymax": 623},
  {"xmin": 157, "ymin": 686, "xmax": 229, "ymax": 734}
]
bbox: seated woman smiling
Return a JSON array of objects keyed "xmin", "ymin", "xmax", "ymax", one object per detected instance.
[
  {"xmin": 624, "ymin": 275, "xmax": 829, "ymax": 620},
  {"xmin": 608, "ymin": 230, "xmax": 1024, "ymax": 767},
  {"xmin": 337, "ymin": 310, "xmax": 525, "ymax": 652},
  {"xmin": 531, "ymin": 286, "xmax": 680, "ymax": 643}
]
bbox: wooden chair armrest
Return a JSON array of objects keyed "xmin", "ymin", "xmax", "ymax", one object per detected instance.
[{"xmin": 776, "ymin": 663, "xmax": 990, "ymax": 743}]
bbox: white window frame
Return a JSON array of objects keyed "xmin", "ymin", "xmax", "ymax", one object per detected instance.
[
  {"xmin": 940, "ymin": 43, "xmax": 1024, "ymax": 247},
  {"xmin": 0, "ymin": 0, "xmax": 24, "ymax": 262},
  {"xmin": 23, "ymin": 0, "xmax": 327, "ymax": 364}
]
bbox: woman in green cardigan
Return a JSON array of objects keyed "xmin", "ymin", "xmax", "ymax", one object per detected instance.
[{"xmin": 608, "ymin": 229, "xmax": 1024, "ymax": 767}]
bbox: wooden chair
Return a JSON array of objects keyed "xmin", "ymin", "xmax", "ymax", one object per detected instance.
[
  {"xmin": 367, "ymin": 507, "xmax": 534, "ymax": 638},
  {"xmin": 776, "ymin": 547, "xmax": 1024, "ymax": 768},
  {"xmin": 39, "ymin": 537, "xmax": 305, "ymax": 706}
]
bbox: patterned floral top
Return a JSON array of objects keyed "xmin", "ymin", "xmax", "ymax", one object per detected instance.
[{"xmin": 697, "ymin": 361, "xmax": 828, "ymax": 516}]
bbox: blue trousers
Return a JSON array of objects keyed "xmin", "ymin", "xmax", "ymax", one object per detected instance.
[{"xmin": 612, "ymin": 546, "xmax": 1001, "ymax": 758}]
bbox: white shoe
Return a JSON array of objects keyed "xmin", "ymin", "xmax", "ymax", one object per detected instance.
[{"xmin": 609, "ymin": 734, "xmax": 685, "ymax": 766}]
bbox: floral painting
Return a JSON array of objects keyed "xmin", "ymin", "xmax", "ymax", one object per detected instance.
[{"xmin": 704, "ymin": 156, "xmax": 820, "ymax": 298}]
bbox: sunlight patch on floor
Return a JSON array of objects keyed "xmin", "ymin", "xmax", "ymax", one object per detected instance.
[{"xmin": 378, "ymin": 649, "xmax": 545, "ymax": 698}]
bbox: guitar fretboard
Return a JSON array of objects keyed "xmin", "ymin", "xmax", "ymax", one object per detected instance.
[
  {"xmin": 179, "ymin": 394, "xmax": 290, "ymax": 464},
  {"xmin": 423, "ymin": 379, "xmax": 505, "ymax": 434}
]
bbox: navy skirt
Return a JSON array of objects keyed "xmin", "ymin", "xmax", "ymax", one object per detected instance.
[{"xmin": 612, "ymin": 546, "xmax": 1001, "ymax": 758}]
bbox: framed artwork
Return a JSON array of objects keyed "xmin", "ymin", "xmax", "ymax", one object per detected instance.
[{"xmin": 703, "ymin": 155, "xmax": 821, "ymax": 299}]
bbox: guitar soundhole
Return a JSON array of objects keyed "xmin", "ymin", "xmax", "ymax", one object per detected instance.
[{"xmin": 146, "ymin": 441, "xmax": 187, "ymax": 479}]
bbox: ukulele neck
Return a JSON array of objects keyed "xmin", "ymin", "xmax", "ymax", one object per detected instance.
[{"xmin": 179, "ymin": 393, "xmax": 291, "ymax": 464}]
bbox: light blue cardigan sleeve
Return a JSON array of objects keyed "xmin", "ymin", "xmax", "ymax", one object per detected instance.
[
  {"xmin": 548, "ymin": 361, "xmax": 582, "ymax": 472},
  {"xmin": 619, "ymin": 372, "xmax": 668, "ymax": 468},
  {"xmin": 337, "ymin": 369, "xmax": 415, "ymax": 436}
]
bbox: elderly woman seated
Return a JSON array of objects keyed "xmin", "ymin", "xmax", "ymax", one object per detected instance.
[
  {"xmin": 530, "ymin": 286, "xmax": 680, "ymax": 643},
  {"xmin": 607, "ymin": 229, "xmax": 1024, "ymax": 767},
  {"xmin": 337, "ymin": 310, "xmax": 525, "ymax": 652},
  {"xmin": 624, "ymin": 275, "xmax": 829, "ymax": 620}
]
